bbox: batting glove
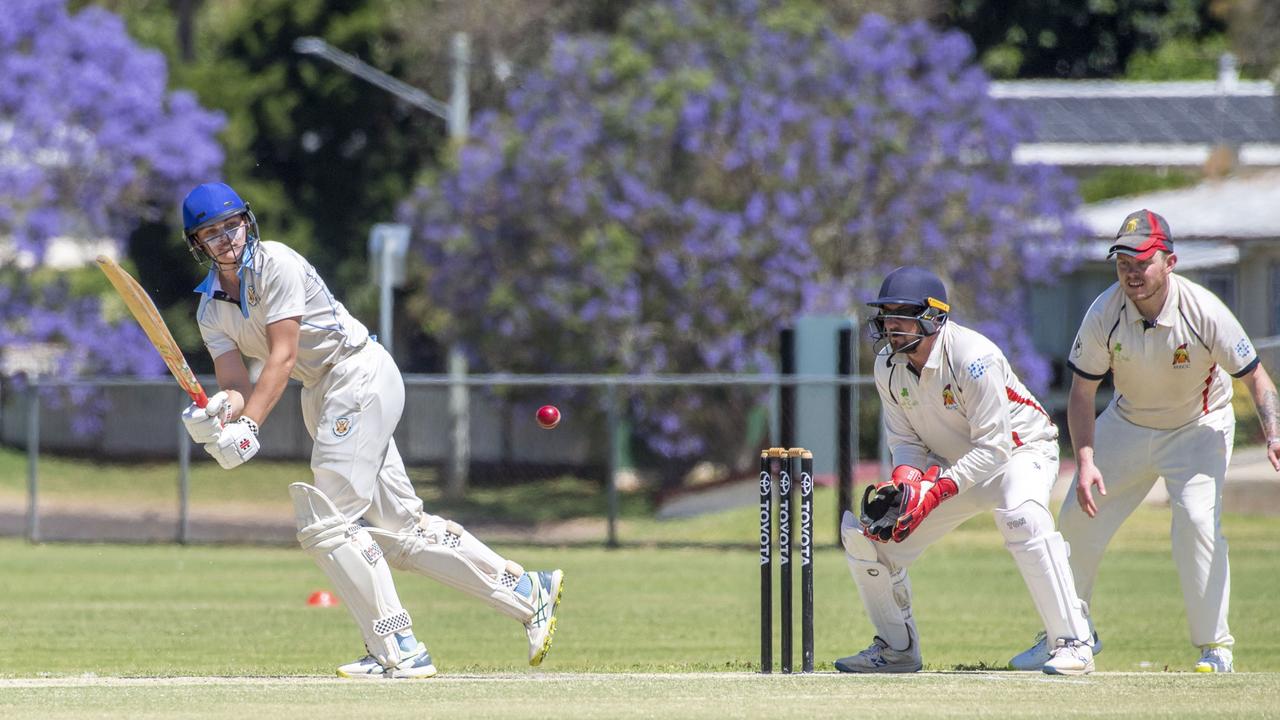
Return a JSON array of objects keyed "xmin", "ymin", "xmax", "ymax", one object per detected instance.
[
  {"xmin": 181, "ymin": 391, "xmax": 231, "ymax": 444},
  {"xmin": 205, "ymin": 416, "xmax": 260, "ymax": 470},
  {"xmin": 890, "ymin": 465, "xmax": 957, "ymax": 543}
]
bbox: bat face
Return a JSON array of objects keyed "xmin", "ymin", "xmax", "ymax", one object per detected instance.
[{"xmin": 96, "ymin": 255, "xmax": 208, "ymax": 408}]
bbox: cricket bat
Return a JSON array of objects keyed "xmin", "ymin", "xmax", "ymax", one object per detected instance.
[{"xmin": 96, "ymin": 255, "xmax": 209, "ymax": 408}]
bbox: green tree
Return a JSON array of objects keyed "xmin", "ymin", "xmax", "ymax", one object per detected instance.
[
  {"xmin": 85, "ymin": 0, "xmax": 444, "ymax": 368},
  {"xmin": 947, "ymin": 0, "xmax": 1226, "ymax": 79},
  {"xmin": 401, "ymin": 2, "xmax": 1089, "ymax": 473}
]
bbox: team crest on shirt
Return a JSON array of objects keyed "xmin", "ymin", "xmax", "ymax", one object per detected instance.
[
  {"xmin": 899, "ymin": 386, "xmax": 917, "ymax": 409},
  {"xmin": 942, "ymin": 384, "xmax": 958, "ymax": 409},
  {"xmin": 1172, "ymin": 343, "xmax": 1191, "ymax": 368},
  {"xmin": 967, "ymin": 356, "xmax": 990, "ymax": 380},
  {"xmin": 333, "ymin": 416, "xmax": 353, "ymax": 437},
  {"xmin": 1236, "ymin": 338, "xmax": 1254, "ymax": 358}
]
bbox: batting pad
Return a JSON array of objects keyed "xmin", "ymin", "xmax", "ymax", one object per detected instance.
[
  {"xmin": 997, "ymin": 501, "xmax": 1092, "ymax": 644},
  {"xmin": 368, "ymin": 517, "xmax": 534, "ymax": 623},
  {"xmin": 841, "ymin": 511, "xmax": 915, "ymax": 651},
  {"xmin": 290, "ymin": 482, "xmax": 415, "ymax": 667}
]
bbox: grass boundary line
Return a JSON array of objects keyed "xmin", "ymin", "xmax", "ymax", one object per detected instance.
[{"xmin": 0, "ymin": 671, "xmax": 1263, "ymax": 687}]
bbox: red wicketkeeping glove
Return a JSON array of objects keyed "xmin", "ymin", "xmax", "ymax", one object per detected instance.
[
  {"xmin": 860, "ymin": 465, "xmax": 926, "ymax": 543},
  {"xmin": 890, "ymin": 465, "xmax": 958, "ymax": 543}
]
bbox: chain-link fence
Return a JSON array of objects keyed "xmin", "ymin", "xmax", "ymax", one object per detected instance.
[
  {"xmin": 8, "ymin": 336, "xmax": 1277, "ymax": 547},
  {"xmin": 1, "ymin": 373, "xmax": 877, "ymax": 547}
]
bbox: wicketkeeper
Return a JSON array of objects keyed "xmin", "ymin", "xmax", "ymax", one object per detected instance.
[
  {"xmin": 176, "ymin": 182, "xmax": 564, "ymax": 678},
  {"xmin": 839, "ymin": 266, "xmax": 1095, "ymax": 675},
  {"xmin": 1012, "ymin": 209, "xmax": 1280, "ymax": 673}
]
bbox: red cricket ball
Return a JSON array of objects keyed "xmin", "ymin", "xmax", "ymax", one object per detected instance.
[{"xmin": 536, "ymin": 404, "xmax": 561, "ymax": 430}]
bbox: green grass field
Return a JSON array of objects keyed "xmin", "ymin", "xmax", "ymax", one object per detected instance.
[{"xmin": 1, "ymin": 447, "xmax": 1279, "ymax": 717}]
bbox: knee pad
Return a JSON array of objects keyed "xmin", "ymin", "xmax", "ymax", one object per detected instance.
[
  {"xmin": 290, "ymin": 482, "xmax": 414, "ymax": 666},
  {"xmin": 996, "ymin": 500, "xmax": 1055, "ymax": 544}
]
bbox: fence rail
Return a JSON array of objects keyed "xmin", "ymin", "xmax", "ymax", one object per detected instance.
[{"xmin": 4, "ymin": 372, "xmax": 873, "ymax": 547}]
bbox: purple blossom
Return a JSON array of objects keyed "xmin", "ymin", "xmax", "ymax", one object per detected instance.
[
  {"xmin": 401, "ymin": 1, "xmax": 1087, "ymax": 469},
  {"xmin": 1, "ymin": 0, "xmax": 225, "ymax": 403}
]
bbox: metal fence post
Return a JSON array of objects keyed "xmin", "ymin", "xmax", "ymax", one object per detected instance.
[
  {"xmin": 25, "ymin": 383, "xmax": 40, "ymax": 543},
  {"xmin": 177, "ymin": 390, "xmax": 191, "ymax": 545},
  {"xmin": 779, "ymin": 328, "xmax": 795, "ymax": 448},
  {"xmin": 837, "ymin": 325, "xmax": 853, "ymax": 535},
  {"xmin": 605, "ymin": 383, "xmax": 620, "ymax": 548}
]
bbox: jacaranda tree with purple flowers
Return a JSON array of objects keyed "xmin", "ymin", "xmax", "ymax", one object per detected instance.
[
  {"xmin": 401, "ymin": 0, "xmax": 1087, "ymax": 473},
  {"xmin": 0, "ymin": 0, "xmax": 224, "ymax": 401}
]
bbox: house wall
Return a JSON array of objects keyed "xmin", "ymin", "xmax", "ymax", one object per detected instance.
[
  {"xmin": 1031, "ymin": 267, "xmax": 1120, "ymax": 385},
  {"xmin": 1030, "ymin": 250, "xmax": 1278, "ymax": 391},
  {"xmin": 1237, "ymin": 239, "xmax": 1280, "ymax": 339}
]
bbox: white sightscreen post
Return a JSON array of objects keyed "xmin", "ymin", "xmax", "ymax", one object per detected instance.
[
  {"xmin": 446, "ymin": 348, "xmax": 470, "ymax": 498},
  {"xmin": 380, "ymin": 234, "xmax": 394, "ymax": 354}
]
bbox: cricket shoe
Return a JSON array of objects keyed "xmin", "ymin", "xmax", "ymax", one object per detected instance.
[
  {"xmin": 337, "ymin": 637, "xmax": 438, "ymax": 679},
  {"xmin": 521, "ymin": 569, "xmax": 564, "ymax": 666},
  {"xmin": 1194, "ymin": 646, "xmax": 1233, "ymax": 673},
  {"xmin": 1042, "ymin": 638, "xmax": 1094, "ymax": 676},
  {"xmin": 1010, "ymin": 629, "xmax": 1102, "ymax": 671},
  {"xmin": 835, "ymin": 632, "xmax": 922, "ymax": 674}
]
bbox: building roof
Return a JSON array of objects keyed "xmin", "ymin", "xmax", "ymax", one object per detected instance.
[
  {"xmin": 993, "ymin": 80, "xmax": 1280, "ymax": 144},
  {"xmin": 992, "ymin": 79, "xmax": 1280, "ymax": 166},
  {"xmin": 1079, "ymin": 170, "xmax": 1280, "ymax": 240}
]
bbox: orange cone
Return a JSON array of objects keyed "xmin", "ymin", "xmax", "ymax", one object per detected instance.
[{"xmin": 307, "ymin": 590, "xmax": 340, "ymax": 607}]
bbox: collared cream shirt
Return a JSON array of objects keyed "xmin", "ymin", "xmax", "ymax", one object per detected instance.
[
  {"xmin": 195, "ymin": 241, "xmax": 370, "ymax": 388},
  {"xmin": 873, "ymin": 321, "xmax": 1058, "ymax": 491},
  {"xmin": 1067, "ymin": 274, "xmax": 1259, "ymax": 430}
]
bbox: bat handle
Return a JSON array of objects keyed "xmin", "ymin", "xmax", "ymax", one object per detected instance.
[{"xmin": 193, "ymin": 390, "xmax": 209, "ymax": 409}]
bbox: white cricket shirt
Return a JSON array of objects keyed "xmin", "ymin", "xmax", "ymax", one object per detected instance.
[
  {"xmin": 195, "ymin": 241, "xmax": 370, "ymax": 387},
  {"xmin": 1067, "ymin": 274, "xmax": 1259, "ymax": 431},
  {"xmin": 873, "ymin": 321, "xmax": 1058, "ymax": 491}
]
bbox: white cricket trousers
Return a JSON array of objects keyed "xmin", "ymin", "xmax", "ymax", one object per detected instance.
[
  {"xmin": 301, "ymin": 341, "xmax": 425, "ymax": 532},
  {"xmin": 1058, "ymin": 405, "xmax": 1235, "ymax": 649}
]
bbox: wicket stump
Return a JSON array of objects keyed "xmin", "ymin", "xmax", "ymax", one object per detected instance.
[{"xmin": 759, "ymin": 447, "xmax": 814, "ymax": 673}]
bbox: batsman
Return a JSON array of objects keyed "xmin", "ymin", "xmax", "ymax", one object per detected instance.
[
  {"xmin": 175, "ymin": 182, "xmax": 563, "ymax": 678},
  {"xmin": 837, "ymin": 267, "xmax": 1095, "ymax": 675}
]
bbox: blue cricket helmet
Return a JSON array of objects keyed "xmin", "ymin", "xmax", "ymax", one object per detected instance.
[
  {"xmin": 868, "ymin": 266, "xmax": 949, "ymax": 311},
  {"xmin": 866, "ymin": 266, "xmax": 951, "ymax": 356},
  {"xmin": 183, "ymin": 182, "xmax": 249, "ymax": 236},
  {"xmin": 181, "ymin": 182, "xmax": 259, "ymax": 267}
]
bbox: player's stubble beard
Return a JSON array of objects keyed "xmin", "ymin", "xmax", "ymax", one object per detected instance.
[
  {"xmin": 888, "ymin": 326, "xmax": 934, "ymax": 370},
  {"xmin": 1118, "ymin": 254, "xmax": 1174, "ymax": 315}
]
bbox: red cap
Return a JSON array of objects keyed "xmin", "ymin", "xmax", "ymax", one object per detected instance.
[{"xmin": 1108, "ymin": 209, "xmax": 1173, "ymax": 261}]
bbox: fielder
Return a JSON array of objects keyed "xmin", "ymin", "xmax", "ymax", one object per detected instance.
[
  {"xmin": 839, "ymin": 266, "xmax": 1095, "ymax": 675},
  {"xmin": 177, "ymin": 182, "xmax": 564, "ymax": 679},
  {"xmin": 1012, "ymin": 209, "xmax": 1280, "ymax": 673}
]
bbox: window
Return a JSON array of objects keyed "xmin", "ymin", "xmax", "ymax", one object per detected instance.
[{"xmin": 1199, "ymin": 270, "xmax": 1236, "ymax": 313}]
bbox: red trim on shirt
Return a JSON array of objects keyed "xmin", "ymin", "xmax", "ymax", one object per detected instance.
[
  {"xmin": 1202, "ymin": 363, "xmax": 1216, "ymax": 414},
  {"xmin": 1012, "ymin": 430, "xmax": 1023, "ymax": 447},
  {"xmin": 1006, "ymin": 386, "xmax": 1049, "ymax": 418}
]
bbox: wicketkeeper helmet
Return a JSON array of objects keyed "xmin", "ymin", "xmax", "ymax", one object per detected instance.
[{"xmin": 866, "ymin": 266, "xmax": 950, "ymax": 357}]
